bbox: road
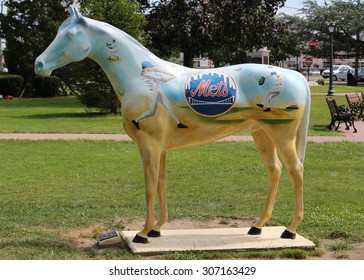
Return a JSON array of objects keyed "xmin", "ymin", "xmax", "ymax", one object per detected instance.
[{"xmin": 303, "ymin": 73, "xmax": 353, "ymax": 85}]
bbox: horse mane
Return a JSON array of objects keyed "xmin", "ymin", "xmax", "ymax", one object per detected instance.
[{"xmin": 85, "ymin": 16, "xmax": 155, "ymax": 58}]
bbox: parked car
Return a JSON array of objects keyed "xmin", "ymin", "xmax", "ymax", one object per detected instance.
[
  {"xmin": 335, "ymin": 69, "xmax": 354, "ymax": 81},
  {"xmin": 302, "ymin": 69, "xmax": 321, "ymax": 75},
  {"xmin": 322, "ymin": 65, "xmax": 352, "ymax": 81},
  {"xmin": 309, "ymin": 69, "xmax": 321, "ymax": 75},
  {"xmin": 357, "ymin": 67, "xmax": 364, "ymax": 82}
]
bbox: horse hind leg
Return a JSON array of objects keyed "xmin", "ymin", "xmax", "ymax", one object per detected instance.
[
  {"xmin": 274, "ymin": 136, "xmax": 304, "ymax": 239},
  {"xmin": 147, "ymin": 151, "xmax": 168, "ymax": 238},
  {"xmin": 248, "ymin": 129, "xmax": 282, "ymax": 236}
]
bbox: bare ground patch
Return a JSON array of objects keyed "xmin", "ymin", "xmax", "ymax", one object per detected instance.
[{"xmin": 308, "ymin": 239, "xmax": 364, "ymax": 260}]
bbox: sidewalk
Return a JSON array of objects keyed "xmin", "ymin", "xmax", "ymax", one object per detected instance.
[{"xmin": 0, "ymin": 120, "xmax": 363, "ymax": 142}]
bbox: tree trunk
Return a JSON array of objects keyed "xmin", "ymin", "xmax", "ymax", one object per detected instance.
[
  {"xmin": 110, "ymin": 96, "xmax": 120, "ymax": 115},
  {"xmin": 354, "ymin": 33, "xmax": 360, "ymax": 79},
  {"xmin": 183, "ymin": 50, "xmax": 195, "ymax": 68}
]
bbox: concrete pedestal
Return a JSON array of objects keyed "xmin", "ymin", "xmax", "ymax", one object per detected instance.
[{"xmin": 121, "ymin": 226, "xmax": 315, "ymax": 254}]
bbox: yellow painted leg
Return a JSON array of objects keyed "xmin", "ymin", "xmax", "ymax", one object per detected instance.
[
  {"xmin": 248, "ymin": 129, "xmax": 282, "ymax": 235},
  {"xmin": 132, "ymin": 143, "xmax": 162, "ymax": 244},
  {"xmin": 274, "ymin": 136, "xmax": 304, "ymax": 239},
  {"xmin": 148, "ymin": 151, "xmax": 168, "ymax": 237}
]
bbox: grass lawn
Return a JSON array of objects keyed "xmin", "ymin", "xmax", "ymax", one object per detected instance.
[
  {"xmin": 0, "ymin": 97, "xmax": 125, "ymax": 134},
  {"xmin": 0, "ymin": 86, "xmax": 363, "ymax": 259},
  {"xmin": 310, "ymin": 84, "xmax": 364, "ymax": 94},
  {"xmin": 0, "ymin": 88, "xmax": 360, "ymax": 136},
  {"xmin": 0, "ymin": 140, "xmax": 363, "ymax": 259}
]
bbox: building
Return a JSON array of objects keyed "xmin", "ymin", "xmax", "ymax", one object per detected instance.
[{"xmin": 246, "ymin": 47, "xmax": 271, "ymax": 65}]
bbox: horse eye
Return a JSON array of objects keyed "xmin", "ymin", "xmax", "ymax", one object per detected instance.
[{"xmin": 66, "ymin": 31, "xmax": 75, "ymax": 38}]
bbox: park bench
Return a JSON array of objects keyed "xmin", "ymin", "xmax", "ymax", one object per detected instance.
[
  {"xmin": 345, "ymin": 93, "xmax": 363, "ymax": 120},
  {"xmin": 326, "ymin": 97, "xmax": 357, "ymax": 133}
]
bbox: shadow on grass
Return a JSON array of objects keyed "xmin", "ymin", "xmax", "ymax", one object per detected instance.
[
  {"xmin": 311, "ymin": 124, "xmax": 336, "ymax": 133},
  {"xmin": 17, "ymin": 112, "xmax": 116, "ymax": 119}
]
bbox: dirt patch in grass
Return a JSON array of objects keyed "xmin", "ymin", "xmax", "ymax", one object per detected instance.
[
  {"xmin": 60, "ymin": 217, "xmax": 364, "ymax": 260},
  {"xmin": 308, "ymin": 239, "xmax": 364, "ymax": 260}
]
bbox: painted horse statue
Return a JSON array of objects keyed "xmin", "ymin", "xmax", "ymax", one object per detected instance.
[{"xmin": 35, "ymin": 7, "xmax": 311, "ymax": 244}]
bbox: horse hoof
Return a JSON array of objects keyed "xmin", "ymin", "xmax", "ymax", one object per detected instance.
[
  {"xmin": 280, "ymin": 229, "xmax": 296, "ymax": 239},
  {"xmin": 247, "ymin": 226, "xmax": 262, "ymax": 235},
  {"xmin": 147, "ymin": 229, "xmax": 161, "ymax": 238},
  {"xmin": 132, "ymin": 120, "xmax": 140, "ymax": 130},
  {"xmin": 132, "ymin": 234, "xmax": 148, "ymax": 244}
]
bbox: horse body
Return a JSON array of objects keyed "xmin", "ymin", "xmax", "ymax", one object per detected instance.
[{"xmin": 35, "ymin": 7, "xmax": 310, "ymax": 243}]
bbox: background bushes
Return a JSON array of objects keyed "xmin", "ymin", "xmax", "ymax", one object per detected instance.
[
  {"xmin": 32, "ymin": 76, "xmax": 61, "ymax": 97},
  {"xmin": 0, "ymin": 74, "xmax": 24, "ymax": 97},
  {"xmin": 0, "ymin": 75, "xmax": 62, "ymax": 98}
]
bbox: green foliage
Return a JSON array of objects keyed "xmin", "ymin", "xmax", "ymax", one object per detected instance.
[
  {"xmin": 72, "ymin": 59, "xmax": 121, "ymax": 114},
  {"xmin": 272, "ymin": 15, "xmax": 306, "ymax": 62},
  {"xmin": 327, "ymin": 242, "xmax": 352, "ymax": 252},
  {"xmin": 316, "ymin": 78, "xmax": 325, "ymax": 86},
  {"xmin": 327, "ymin": 230, "xmax": 350, "ymax": 239},
  {"xmin": 290, "ymin": 0, "xmax": 364, "ymax": 68},
  {"xmin": 148, "ymin": 0, "xmax": 286, "ymax": 67},
  {"xmin": 334, "ymin": 253, "xmax": 349, "ymax": 259},
  {"xmin": 0, "ymin": 0, "xmax": 72, "ymax": 89},
  {"xmin": 279, "ymin": 249, "xmax": 308, "ymax": 260},
  {"xmin": 0, "ymin": 74, "xmax": 23, "ymax": 96},
  {"xmin": 79, "ymin": 0, "xmax": 149, "ymax": 45},
  {"xmin": 68, "ymin": 0, "xmax": 148, "ymax": 113},
  {"xmin": 32, "ymin": 76, "xmax": 61, "ymax": 98}
]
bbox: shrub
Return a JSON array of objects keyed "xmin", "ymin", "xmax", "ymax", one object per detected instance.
[
  {"xmin": 33, "ymin": 76, "xmax": 61, "ymax": 97},
  {"xmin": 0, "ymin": 74, "xmax": 24, "ymax": 97},
  {"xmin": 317, "ymin": 78, "xmax": 325, "ymax": 86}
]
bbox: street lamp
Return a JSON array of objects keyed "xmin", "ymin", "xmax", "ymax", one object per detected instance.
[
  {"xmin": 0, "ymin": 0, "xmax": 4, "ymax": 68},
  {"xmin": 327, "ymin": 23, "xmax": 336, "ymax": 96}
]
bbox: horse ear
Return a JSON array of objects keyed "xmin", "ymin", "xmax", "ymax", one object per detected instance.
[
  {"xmin": 69, "ymin": 6, "xmax": 84, "ymax": 23},
  {"xmin": 69, "ymin": 6, "xmax": 75, "ymax": 17},
  {"xmin": 73, "ymin": 7, "xmax": 83, "ymax": 22}
]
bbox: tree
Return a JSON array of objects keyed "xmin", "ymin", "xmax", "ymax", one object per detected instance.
[
  {"xmin": 271, "ymin": 14, "xmax": 307, "ymax": 64},
  {"xmin": 206, "ymin": 0, "xmax": 287, "ymax": 66},
  {"xmin": 69, "ymin": 0, "xmax": 148, "ymax": 113},
  {"xmin": 0, "ymin": 0, "xmax": 72, "ymax": 94},
  {"xmin": 299, "ymin": 0, "xmax": 364, "ymax": 76},
  {"xmin": 147, "ymin": 0, "xmax": 286, "ymax": 67},
  {"xmin": 146, "ymin": 0, "xmax": 210, "ymax": 67}
]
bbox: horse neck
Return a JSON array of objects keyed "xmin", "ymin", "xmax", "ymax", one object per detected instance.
[{"xmin": 85, "ymin": 20, "xmax": 155, "ymax": 95}]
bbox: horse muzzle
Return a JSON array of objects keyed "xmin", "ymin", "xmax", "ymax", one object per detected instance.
[{"xmin": 34, "ymin": 59, "xmax": 53, "ymax": 77}]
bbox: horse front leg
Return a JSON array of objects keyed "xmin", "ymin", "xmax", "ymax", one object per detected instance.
[
  {"xmin": 132, "ymin": 145, "xmax": 162, "ymax": 244},
  {"xmin": 248, "ymin": 129, "xmax": 282, "ymax": 236},
  {"xmin": 147, "ymin": 151, "xmax": 168, "ymax": 238}
]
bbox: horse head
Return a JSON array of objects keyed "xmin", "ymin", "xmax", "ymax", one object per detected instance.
[{"xmin": 35, "ymin": 6, "xmax": 91, "ymax": 76}]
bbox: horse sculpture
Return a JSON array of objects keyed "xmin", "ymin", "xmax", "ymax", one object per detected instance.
[{"xmin": 35, "ymin": 7, "xmax": 311, "ymax": 244}]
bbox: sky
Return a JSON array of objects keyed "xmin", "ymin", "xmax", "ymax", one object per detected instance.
[
  {"xmin": 278, "ymin": 0, "xmax": 327, "ymax": 15},
  {"xmin": 0, "ymin": 1, "xmax": 329, "ymax": 16}
]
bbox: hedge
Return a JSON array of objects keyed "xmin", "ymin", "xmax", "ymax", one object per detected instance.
[
  {"xmin": 33, "ymin": 76, "xmax": 61, "ymax": 97},
  {"xmin": 0, "ymin": 74, "xmax": 24, "ymax": 97}
]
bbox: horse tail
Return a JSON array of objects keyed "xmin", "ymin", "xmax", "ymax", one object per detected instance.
[{"xmin": 296, "ymin": 80, "xmax": 311, "ymax": 164}]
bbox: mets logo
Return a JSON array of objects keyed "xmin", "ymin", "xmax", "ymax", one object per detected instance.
[{"xmin": 184, "ymin": 71, "xmax": 237, "ymax": 117}]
